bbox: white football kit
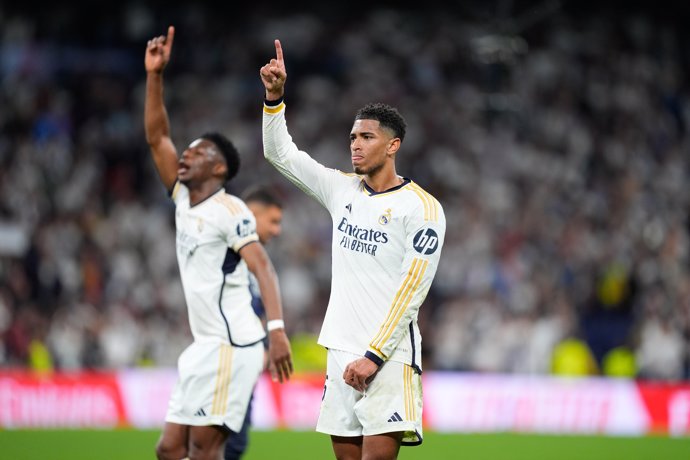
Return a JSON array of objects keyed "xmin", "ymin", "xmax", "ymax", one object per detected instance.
[
  {"xmin": 263, "ymin": 100, "xmax": 445, "ymax": 444},
  {"xmin": 165, "ymin": 183, "xmax": 265, "ymax": 431}
]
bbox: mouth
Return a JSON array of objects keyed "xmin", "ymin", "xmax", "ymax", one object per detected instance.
[
  {"xmin": 351, "ymin": 155, "xmax": 364, "ymax": 164},
  {"xmin": 178, "ymin": 161, "xmax": 190, "ymax": 176}
]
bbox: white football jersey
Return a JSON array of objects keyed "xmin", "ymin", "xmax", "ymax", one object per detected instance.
[
  {"xmin": 171, "ymin": 182, "xmax": 265, "ymax": 346},
  {"xmin": 263, "ymin": 101, "xmax": 445, "ymax": 372}
]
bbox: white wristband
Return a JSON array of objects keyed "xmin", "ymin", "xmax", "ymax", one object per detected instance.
[{"xmin": 267, "ymin": 319, "xmax": 285, "ymax": 332}]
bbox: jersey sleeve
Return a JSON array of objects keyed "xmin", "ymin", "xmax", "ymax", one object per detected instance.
[
  {"xmin": 225, "ymin": 211, "xmax": 260, "ymax": 252},
  {"xmin": 365, "ymin": 197, "xmax": 446, "ymax": 365},
  {"xmin": 262, "ymin": 99, "xmax": 344, "ymax": 212}
]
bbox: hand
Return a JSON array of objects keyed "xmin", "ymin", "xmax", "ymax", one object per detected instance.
[
  {"xmin": 343, "ymin": 357, "xmax": 379, "ymax": 392},
  {"xmin": 267, "ymin": 329, "xmax": 293, "ymax": 383},
  {"xmin": 260, "ymin": 39, "xmax": 287, "ymax": 101},
  {"xmin": 145, "ymin": 26, "xmax": 175, "ymax": 74}
]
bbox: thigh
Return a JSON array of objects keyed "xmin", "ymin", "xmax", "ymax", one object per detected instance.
[
  {"xmin": 166, "ymin": 341, "xmax": 263, "ymax": 433},
  {"xmin": 356, "ymin": 360, "xmax": 423, "ymax": 446},
  {"xmin": 316, "ymin": 349, "xmax": 365, "ymax": 437}
]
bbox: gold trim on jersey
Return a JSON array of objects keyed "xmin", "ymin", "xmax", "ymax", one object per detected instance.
[
  {"xmin": 408, "ymin": 182, "xmax": 439, "ymax": 222},
  {"xmin": 211, "ymin": 344, "xmax": 234, "ymax": 415},
  {"xmin": 359, "ymin": 180, "xmax": 440, "ymax": 222},
  {"xmin": 214, "ymin": 193, "xmax": 242, "ymax": 215},
  {"xmin": 369, "ymin": 258, "xmax": 429, "ymax": 355},
  {"xmin": 404, "ymin": 365, "xmax": 415, "ymax": 421},
  {"xmin": 171, "ymin": 181, "xmax": 181, "ymax": 200},
  {"xmin": 263, "ymin": 102, "xmax": 285, "ymax": 114}
]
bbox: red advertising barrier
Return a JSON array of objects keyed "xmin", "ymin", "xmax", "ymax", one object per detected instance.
[
  {"xmin": 637, "ymin": 382, "xmax": 690, "ymax": 436},
  {"xmin": 0, "ymin": 370, "xmax": 127, "ymax": 428},
  {"xmin": 0, "ymin": 369, "xmax": 688, "ymax": 436}
]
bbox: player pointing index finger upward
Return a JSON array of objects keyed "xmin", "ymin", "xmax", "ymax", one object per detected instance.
[
  {"xmin": 144, "ymin": 26, "xmax": 293, "ymax": 460},
  {"xmin": 261, "ymin": 40, "xmax": 446, "ymax": 459}
]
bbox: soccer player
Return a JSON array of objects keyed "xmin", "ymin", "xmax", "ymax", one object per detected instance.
[
  {"xmin": 224, "ymin": 186, "xmax": 284, "ymax": 460},
  {"xmin": 260, "ymin": 40, "xmax": 446, "ymax": 460},
  {"xmin": 145, "ymin": 27, "xmax": 292, "ymax": 460}
]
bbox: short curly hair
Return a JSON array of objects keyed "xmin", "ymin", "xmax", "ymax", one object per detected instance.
[
  {"xmin": 200, "ymin": 132, "xmax": 240, "ymax": 181},
  {"xmin": 354, "ymin": 103, "xmax": 407, "ymax": 142}
]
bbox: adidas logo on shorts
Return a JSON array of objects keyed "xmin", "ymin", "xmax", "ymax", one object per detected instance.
[
  {"xmin": 194, "ymin": 408, "xmax": 207, "ymax": 416},
  {"xmin": 387, "ymin": 412, "xmax": 403, "ymax": 422}
]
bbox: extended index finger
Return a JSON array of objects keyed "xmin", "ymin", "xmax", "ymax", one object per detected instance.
[
  {"xmin": 165, "ymin": 25, "xmax": 175, "ymax": 50},
  {"xmin": 274, "ymin": 39, "xmax": 283, "ymax": 63}
]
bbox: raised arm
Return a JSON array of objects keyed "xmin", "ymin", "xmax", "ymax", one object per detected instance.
[
  {"xmin": 144, "ymin": 26, "xmax": 178, "ymax": 191},
  {"xmin": 260, "ymin": 40, "xmax": 345, "ymax": 212},
  {"xmin": 239, "ymin": 242, "xmax": 293, "ymax": 383},
  {"xmin": 260, "ymin": 39, "xmax": 286, "ymax": 101}
]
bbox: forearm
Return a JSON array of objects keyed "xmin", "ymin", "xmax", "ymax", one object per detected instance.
[
  {"xmin": 253, "ymin": 257, "xmax": 284, "ymax": 324},
  {"xmin": 144, "ymin": 72, "xmax": 170, "ymax": 146},
  {"xmin": 262, "ymin": 101, "xmax": 336, "ymax": 209},
  {"xmin": 367, "ymin": 257, "xmax": 435, "ymax": 363}
]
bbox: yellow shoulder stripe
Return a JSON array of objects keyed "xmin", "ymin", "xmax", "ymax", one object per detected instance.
[
  {"xmin": 171, "ymin": 181, "xmax": 181, "ymax": 200},
  {"xmin": 214, "ymin": 194, "xmax": 241, "ymax": 215},
  {"xmin": 369, "ymin": 258, "xmax": 428, "ymax": 354},
  {"xmin": 409, "ymin": 182, "xmax": 438, "ymax": 222}
]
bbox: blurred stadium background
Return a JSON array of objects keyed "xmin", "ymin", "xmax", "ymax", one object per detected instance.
[{"xmin": 1, "ymin": 0, "xmax": 690, "ymax": 458}]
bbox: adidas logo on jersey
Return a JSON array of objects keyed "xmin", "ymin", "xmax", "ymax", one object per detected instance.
[
  {"xmin": 194, "ymin": 408, "xmax": 207, "ymax": 417},
  {"xmin": 345, "ymin": 203, "xmax": 352, "ymax": 213},
  {"xmin": 387, "ymin": 411, "xmax": 403, "ymax": 422}
]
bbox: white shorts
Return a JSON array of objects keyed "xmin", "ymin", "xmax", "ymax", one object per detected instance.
[
  {"xmin": 316, "ymin": 349, "xmax": 423, "ymax": 446},
  {"xmin": 165, "ymin": 340, "xmax": 264, "ymax": 433}
]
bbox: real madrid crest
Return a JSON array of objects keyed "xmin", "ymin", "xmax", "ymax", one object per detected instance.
[{"xmin": 378, "ymin": 208, "xmax": 392, "ymax": 225}]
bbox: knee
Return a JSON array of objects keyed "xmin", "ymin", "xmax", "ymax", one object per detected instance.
[
  {"xmin": 187, "ymin": 442, "xmax": 222, "ymax": 460},
  {"xmin": 155, "ymin": 439, "xmax": 186, "ymax": 460}
]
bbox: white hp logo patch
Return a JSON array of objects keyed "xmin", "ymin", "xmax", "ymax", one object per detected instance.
[{"xmin": 413, "ymin": 228, "xmax": 439, "ymax": 255}]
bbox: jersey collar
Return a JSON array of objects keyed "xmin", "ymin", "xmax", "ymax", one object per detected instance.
[{"xmin": 362, "ymin": 177, "xmax": 410, "ymax": 196}]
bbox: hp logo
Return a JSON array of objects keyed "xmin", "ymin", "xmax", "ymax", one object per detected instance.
[
  {"xmin": 236, "ymin": 219, "xmax": 254, "ymax": 238},
  {"xmin": 413, "ymin": 228, "xmax": 439, "ymax": 255}
]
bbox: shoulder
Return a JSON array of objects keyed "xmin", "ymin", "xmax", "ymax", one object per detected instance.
[
  {"xmin": 212, "ymin": 191, "xmax": 254, "ymax": 220},
  {"xmin": 403, "ymin": 181, "xmax": 444, "ymax": 225},
  {"xmin": 170, "ymin": 181, "xmax": 188, "ymax": 203},
  {"xmin": 336, "ymin": 170, "xmax": 363, "ymax": 185}
]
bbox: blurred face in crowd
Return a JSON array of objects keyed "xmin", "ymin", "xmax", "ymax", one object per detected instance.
[
  {"xmin": 247, "ymin": 202, "xmax": 283, "ymax": 244},
  {"xmin": 177, "ymin": 138, "xmax": 226, "ymax": 185},
  {"xmin": 349, "ymin": 119, "xmax": 398, "ymax": 176}
]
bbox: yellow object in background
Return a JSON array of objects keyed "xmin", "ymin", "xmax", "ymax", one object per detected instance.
[
  {"xmin": 551, "ymin": 337, "xmax": 598, "ymax": 376},
  {"xmin": 28, "ymin": 339, "xmax": 54, "ymax": 374},
  {"xmin": 602, "ymin": 346, "xmax": 636, "ymax": 378}
]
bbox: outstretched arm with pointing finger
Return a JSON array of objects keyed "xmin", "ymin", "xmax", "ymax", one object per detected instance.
[{"xmin": 144, "ymin": 25, "xmax": 178, "ymax": 191}]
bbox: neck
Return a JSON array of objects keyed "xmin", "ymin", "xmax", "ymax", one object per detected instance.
[
  {"xmin": 188, "ymin": 180, "xmax": 223, "ymax": 206},
  {"xmin": 364, "ymin": 166, "xmax": 401, "ymax": 193}
]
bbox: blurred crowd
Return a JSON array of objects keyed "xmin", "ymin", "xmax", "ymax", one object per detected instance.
[{"xmin": 0, "ymin": 2, "xmax": 689, "ymax": 380}]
